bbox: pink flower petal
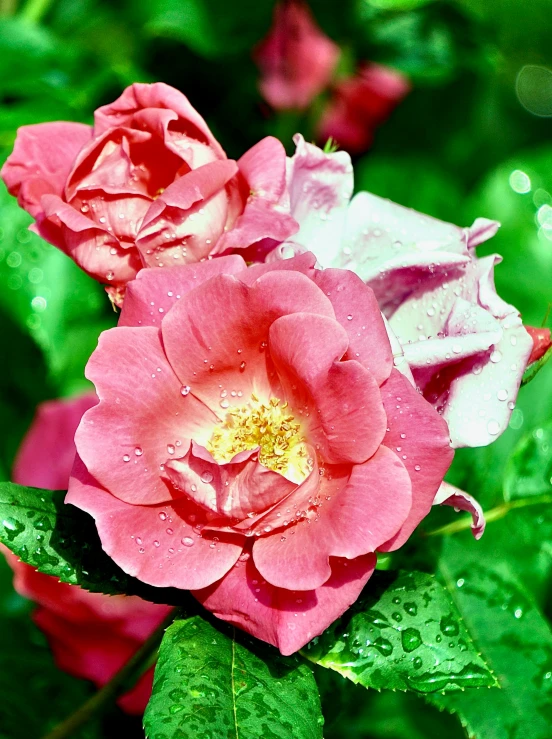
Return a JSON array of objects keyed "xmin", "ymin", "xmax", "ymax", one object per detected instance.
[
  {"xmin": 342, "ymin": 191, "xmax": 471, "ymax": 311},
  {"xmin": 93, "ymin": 82, "xmax": 225, "ymax": 160},
  {"xmin": 119, "ymin": 255, "xmax": 247, "ymax": 328},
  {"xmin": 76, "ymin": 326, "xmax": 217, "ymax": 505},
  {"xmin": 163, "ymin": 441, "xmax": 296, "ymax": 519},
  {"xmin": 378, "ymin": 370, "xmax": 454, "ymax": 551},
  {"xmin": 269, "ymin": 312, "xmax": 386, "ymax": 464},
  {"xmin": 136, "ymin": 160, "xmax": 239, "ymax": 266},
  {"xmin": 283, "ymin": 134, "xmax": 353, "ymax": 265},
  {"xmin": 215, "ymin": 137, "xmax": 299, "ymax": 253},
  {"xmin": 237, "ymin": 250, "xmax": 317, "ymax": 286},
  {"xmin": 66, "ymin": 456, "xmax": 243, "ymax": 589},
  {"xmin": 433, "ymin": 481, "xmax": 486, "ymax": 539},
  {"xmin": 13, "ymin": 394, "xmax": 97, "ymax": 490},
  {"xmin": 37, "ymin": 194, "xmax": 141, "ymax": 286},
  {"xmin": 161, "ymin": 270, "xmax": 335, "ymax": 414},
  {"xmin": 193, "ymin": 553, "xmax": 376, "ymax": 655},
  {"xmin": 0, "ymin": 122, "xmax": 92, "ymax": 219},
  {"xmin": 253, "ymin": 446, "xmax": 411, "ymax": 590},
  {"xmin": 254, "ymin": 1, "xmax": 339, "ymax": 111},
  {"xmin": 34, "ymin": 607, "xmax": 157, "ymax": 714},
  {"xmin": 313, "ymin": 267, "xmax": 393, "ymax": 385}
]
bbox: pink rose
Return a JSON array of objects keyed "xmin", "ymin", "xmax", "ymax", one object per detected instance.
[
  {"xmin": 0, "ymin": 83, "xmax": 298, "ymax": 304},
  {"xmin": 4, "ymin": 394, "xmax": 171, "ymax": 714},
  {"xmin": 270, "ymin": 138, "xmax": 533, "ymax": 448},
  {"xmin": 66, "ymin": 254, "xmax": 453, "ymax": 655},
  {"xmin": 254, "ymin": 0, "xmax": 339, "ymax": 111},
  {"xmin": 318, "ymin": 64, "xmax": 411, "ymax": 154}
]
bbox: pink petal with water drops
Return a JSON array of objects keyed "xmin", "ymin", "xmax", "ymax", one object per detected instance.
[
  {"xmin": 402, "ymin": 297, "xmax": 503, "ymax": 375},
  {"xmin": 193, "ymin": 552, "xmax": 376, "ymax": 655},
  {"xmin": 341, "ymin": 191, "xmax": 471, "ymax": 311},
  {"xmin": 119, "ymin": 255, "xmax": 248, "ymax": 328},
  {"xmin": 0, "ymin": 122, "xmax": 92, "ymax": 219},
  {"xmin": 36, "ymin": 193, "xmax": 141, "ymax": 286},
  {"xmin": 136, "ymin": 159, "xmax": 239, "ymax": 266},
  {"xmin": 66, "ymin": 456, "xmax": 243, "ymax": 590},
  {"xmin": 283, "ymin": 134, "xmax": 353, "ymax": 266},
  {"xmin": 215, "ymin": 137, "xmax": 299, "ymax": 253},
  {"xmin": 436, "ymin": 321, "xmax": 532, "ymax": 448},
  {"xmin": 160, "ymin": 270, "xmax": 335, "ymax": 415},
  {"xmin": 269, "ymin": 312, "xmax": 386, "ymax": 464},
  {"xmin": 313, "ymin": 268, "xmax": 393, "ymax": 385},
  {"xmin": 378, "ymin": 369, "xmax": 454, "ymax": 551},
  {"xmin": 433, "ymin": 482, "xmax": 486, "ymax": 539},
  {"xmin": 76, "ymin": 326, "xmax": 217, "ymax": 506},
  {"xmin": 163, "ymin": 441, "xmax": 296, "ymax": 519},
  {"xmin": 253, "ymin": 446, "xmax": 411, "ymax": 590}
]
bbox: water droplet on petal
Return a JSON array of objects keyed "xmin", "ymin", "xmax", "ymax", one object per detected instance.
[{"xmin": 182, "ymin": 537, "xmax": 194, "ymax": 547}]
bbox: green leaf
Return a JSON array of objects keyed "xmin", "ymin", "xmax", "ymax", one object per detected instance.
[
  {"xmin": 429, "ymin": 535, "xmax": 552, "ymax": 739},
  {"xmin": 522, "ymin": 345, "xmax": 552, "ymax": 386},
  {"xmin": 0, "ymin": 181, "xmax": 115, "ymax": 395},
  {"xmin": 0, "ymin": 482, "xmax": 194, "ymax": 608},
  {"xmin": 505, "ymin": 421, "xmax": 552, "ymax": 501},
  {"xmin": 144, "ymin": 614, "xmax": 323, "ymax": 739},
  {"xmin": 302, "ymin": 570, "xmax": 496, "ymax": 693}
]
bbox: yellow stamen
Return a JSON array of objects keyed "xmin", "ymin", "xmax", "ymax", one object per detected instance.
[{"xmin": 207, "ymin": 396, "xmax": 311, "ymax": 483}]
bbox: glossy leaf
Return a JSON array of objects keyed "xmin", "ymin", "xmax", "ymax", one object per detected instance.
[
  {"xmin": 0, "ymin": 482, "xmax": 194, "ymax": 608},
  {"xmin": 144, "ymin": 614, "xmax": 324, "ymax": 739},
  {"xmin": 504, "ymin": 421, "xmax": 552, "ymax": 501},
  {"xmin": 429, "ymin": 535, "xmax": 552, "ymax": 739},
  {"xmin": 302, "ymin": 570, "xmax": 496, "ymax": 693}
]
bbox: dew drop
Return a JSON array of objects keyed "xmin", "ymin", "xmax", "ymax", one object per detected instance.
[
  {"xmin": 134, "ymin": 447, "xmax": 143, "ymax": 456},
  {"xmin": 123, "ymin": 454, "xmax": 130, "ymax": 462},
  {"xmin": 200, "ymin": 471, "xmax": 214, "ymax": 484},
  {"xmin": 180, "ymin": 385, "xmax": 191, "ymax": 396},
  {"xmin": 182, "ymin": 537, "xmax": 194, "ymax": 547}
]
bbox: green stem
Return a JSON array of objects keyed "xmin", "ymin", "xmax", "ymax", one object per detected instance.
[
  {"xmin": 21, "ymin": 0, "xmax": 53, "ymax": 23},
  {"xmin": 427, "ymin": 493, "xmax": 552, "ymax": 537},
  {"xmin": 40, "ymin": 610, "xmax": 175, "ymax": 739}
]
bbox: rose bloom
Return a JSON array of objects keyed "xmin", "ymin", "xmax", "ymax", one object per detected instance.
[
  {"xmin": 318, "ymin": 64, "xmax": 411, "ymax": 155},
  {"xmin": 271, "ymin": 137, "xmax": 534, "ymax": 448},
  {"xmin": 254, "ymin": 0, "xmax": 339, "ymax": 111},
  {"xmin": 0, "ymin": 83, "xmax": 298, "ymax": 304},
  {"xmin": 66, "ymin": 254, "xmax": 453, "ymax": 655},
  {"xmin": 3, "ymin": 394, "xmax": 171, "ymax": 714}
]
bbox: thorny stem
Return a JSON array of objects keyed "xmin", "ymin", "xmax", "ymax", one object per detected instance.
[
  {"xmin": 40, "ymin": 610, "xmax": 176, "ymax": 739},
  {"xmin": 427, "ymin": 493, "xmax": 552, "ymax": 537}
]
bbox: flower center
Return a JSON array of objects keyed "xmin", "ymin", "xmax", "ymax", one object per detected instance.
[{"xmin": 207, "ymin": 395, "xmax": 311, "ymax": 483}]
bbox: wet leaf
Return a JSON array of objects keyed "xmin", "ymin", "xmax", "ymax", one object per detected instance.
[
  {"xmin": 302, "ymin": 570, "xmax": 496, "ymax": 693},
  {"xmin": 429, "ymin": 535, "xmax": 552, "ymax": 739},
  {"xmin": 504, "ymin": 422, "xmax": 552, "ymax": 501},
  {"xmin": 144, "ymin": 614, "xmax": 323, "ymax": 739},
  {"xmin": 0, "ymin": 482, "xmax": 195, "ymax": 608}
]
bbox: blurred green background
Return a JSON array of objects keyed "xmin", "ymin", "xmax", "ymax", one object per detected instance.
[{"xmin": 0, "ymin": 0, "xmax": 551, "ymax": 737}]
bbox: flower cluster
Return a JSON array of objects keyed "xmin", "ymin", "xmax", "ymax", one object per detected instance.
[{"xmin": 1, "ymin": 82, "xmax": 536, "ymax": 658}]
